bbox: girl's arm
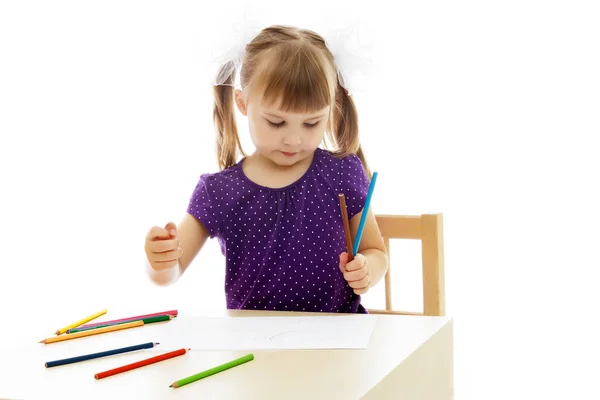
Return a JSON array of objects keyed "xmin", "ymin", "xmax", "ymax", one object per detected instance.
[{"xmin": 147, "ymin": 213, "xmax": 211, "ymax": 286}]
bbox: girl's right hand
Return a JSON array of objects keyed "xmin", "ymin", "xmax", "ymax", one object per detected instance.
[{"xmin": 145, "ymin": 222, "xmax": 183, "ymax": 271}]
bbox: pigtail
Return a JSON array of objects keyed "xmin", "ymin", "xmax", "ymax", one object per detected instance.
[
  {"xmin": 332, "ymin": 81, "xmax": 372, "ymax": 179},
  {"xmin": 213, "ymin": 61, "xmax": 246, "ymax": 170}
]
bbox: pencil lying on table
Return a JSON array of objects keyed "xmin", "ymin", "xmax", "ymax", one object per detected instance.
[
  {"xmin": 72, "ymin": 309, "xmax": 178, "ymax": 332},
  {"xmin": 68, "ymin": 314, "xmax": 173, "ymax": 334},
  {"xmin": 170, "ymin": 353, "xmax": 254, "ymax": 388},
  {"xmin": 39, "ymin": 320, "xmax": 143, "ymax": 344},
  {"xmin": 95, "ymin": 348, "xmax": 190, "ymax": 379},
  {"xmin": 54, "ymin": 308, "xmax": 107, "ymax": 335},
  {"xmin": 45, "ymin": 342, "xmax": 159, "ymax": 368}
]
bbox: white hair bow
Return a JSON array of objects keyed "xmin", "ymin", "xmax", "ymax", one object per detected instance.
[
  {"xmin": 210, "ymin": 24, "xmax": 374, "ymax": 96},
  {"xmin": 325, "ymin": 25, "xmax": 374, "ymax": 95},
  {"xmin": 211, "ymin": 24, "xmax": 261, "ymax": 89}
]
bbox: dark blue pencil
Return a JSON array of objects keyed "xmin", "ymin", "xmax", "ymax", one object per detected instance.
[{"xmin": 44, "ymin": 342, "xmax": 159, "ymax": 368}]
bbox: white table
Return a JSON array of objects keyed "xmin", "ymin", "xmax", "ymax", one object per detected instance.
[{"xmin": 0, "ymin": 310, "xmax": 453, "ymax": 399}]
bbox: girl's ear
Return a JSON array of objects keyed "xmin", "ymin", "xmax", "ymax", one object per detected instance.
[{"xmin": 234, "ymin": 89, "xmax": 248, "ymax": 116}]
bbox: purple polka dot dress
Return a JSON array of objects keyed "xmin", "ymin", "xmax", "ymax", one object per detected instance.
[{"xmin": 187, "ymin": 148, "xmax": 370, "ymax": 313}]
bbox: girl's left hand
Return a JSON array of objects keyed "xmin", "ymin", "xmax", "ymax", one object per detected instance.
[{"xmin": 339, "ymin": 252, "xmax": 371, "ymax": 295}]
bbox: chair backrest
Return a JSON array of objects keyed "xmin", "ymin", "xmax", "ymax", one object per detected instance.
[{"xmin": 368, "ymin": 213, "xmax": 445, "ymax": 317}]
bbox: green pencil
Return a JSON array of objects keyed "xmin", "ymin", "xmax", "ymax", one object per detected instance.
[
  {"xmin": 169, "ymin": 354, "xmax": 255, "ymax": 388},
  {"xmin": 67, "ymin": 314, "xmax": 173, "ymax": 333}
]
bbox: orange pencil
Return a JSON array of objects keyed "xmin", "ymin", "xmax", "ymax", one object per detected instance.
[
  {"xmin": 338, "ymin": 194, "xmax": 354, "ymax": 262},
  {"xmin": 39, "ymin": 320, "xmax": 143, "ymax": 344},
  {"xmin": 95, "ymin": 348, "xmax": 190, "ymax": 379}
]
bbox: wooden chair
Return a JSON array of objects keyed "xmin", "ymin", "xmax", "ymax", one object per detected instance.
[{"xmin": 368, "ymin": 213, "xmax": 446, "ymax": 317}]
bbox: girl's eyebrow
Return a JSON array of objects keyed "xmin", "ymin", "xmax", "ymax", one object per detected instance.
[{"xmin": 263, "ymin": 112, "xmax": 327, "ymax": 121}]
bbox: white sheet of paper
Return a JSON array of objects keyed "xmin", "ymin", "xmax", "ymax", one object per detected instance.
[{"xmin": 152, "ymin": 315, "xmax": 378, "ymax": 350}]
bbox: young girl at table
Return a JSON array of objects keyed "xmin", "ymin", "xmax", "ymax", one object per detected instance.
[{"xmin": 144, "ymin": 25, "xmax": 388, "ymax": 313}]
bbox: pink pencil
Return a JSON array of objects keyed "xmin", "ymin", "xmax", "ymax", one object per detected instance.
[{"xmin": 68, "ymin": 310, "xmax": 178, "ymax": 332}]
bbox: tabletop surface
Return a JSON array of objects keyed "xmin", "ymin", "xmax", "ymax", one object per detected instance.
[{"xmin": 0, "ymin": 309, "xmax": 452, "ymax": 400}]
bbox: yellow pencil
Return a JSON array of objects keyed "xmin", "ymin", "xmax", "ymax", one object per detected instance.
[
  {"xmin": 41, "ymin": 320, "xmax": 143, "ymax": 344},
  {"xmin": 55, "ymin": 309, "xmax": 108, "ymax": 335}
]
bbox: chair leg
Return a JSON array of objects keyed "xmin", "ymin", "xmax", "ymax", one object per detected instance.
[
  {"xmin": 421, "ymin": 214, "xmax": 445, "ymax": 316},
  {"xmin": 384, "ymin": 238, "xmax": 392, "ymax": 311}
]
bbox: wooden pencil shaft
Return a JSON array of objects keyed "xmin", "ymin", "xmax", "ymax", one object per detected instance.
[
  {"xmin": 55, "ymin": 308, "xmax": 107, "ymax": 335},
  {"xmin": 77, "ymin": 309, "xmax": 178, "ymax": 330},
  {"xmin": 171, "ymin": 354, "xmax": 254, "ymax": 388},
  {"xmin": 352, "ymin": 171, "xmax": 378, "ymax": 256},
  {"xmin": 68, "ymin": 315, "xmax": 171, "ymax": 333},
  {"xmin": 338, "ymin": 194, "xmax": 354, "ymax": 262},
  {"xmin": 41, "ymin": 320, "xmax": 143, "ymax": 344},
  {"xmin": 95, "ymin": 348, "xmax": 187, "ymax": 379},
  {"xmin": 45, "ymin": 342, "xmax": 156, "ymax": 368}
]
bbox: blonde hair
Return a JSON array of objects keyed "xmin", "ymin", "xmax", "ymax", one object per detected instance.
[{"xmin": 212, "ymin": 25, "xmax": 371, "ymax": 177}]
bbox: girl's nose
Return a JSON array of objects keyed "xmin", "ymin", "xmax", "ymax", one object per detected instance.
[{"xmin": 283, "ymin": 134, "xmax": 302, "ymax": 146}]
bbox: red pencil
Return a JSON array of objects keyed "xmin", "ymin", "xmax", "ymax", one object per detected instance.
[
  {"xmin": 94, "ymin": 348, "xmax": 189, "ymax": 380},
  {"xmin": 73, "ymin": 310, "xmax": 178, "ymax": 332}
]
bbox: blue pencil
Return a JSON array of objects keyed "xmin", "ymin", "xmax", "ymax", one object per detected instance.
[
  {"xmin": 44, "ymin": 342, "xmax": 159, "ymax": 368},
  {"xmin": 352, "ymin": 171, "xmax": 378, "ymax": 256}
]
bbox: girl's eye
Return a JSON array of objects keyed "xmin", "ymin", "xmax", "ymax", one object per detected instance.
[
  {"xmin": 267, "ymin": 120, "xmax": 285, "ymax": 128},
  {"xmin": 266, "ymin": 120, "xmax": 320, "ymax": 129}
]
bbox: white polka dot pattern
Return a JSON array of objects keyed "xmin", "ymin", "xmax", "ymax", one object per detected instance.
[{"xmin": 187, "ymin": 148, "xmax": 370, "ymax": 313}]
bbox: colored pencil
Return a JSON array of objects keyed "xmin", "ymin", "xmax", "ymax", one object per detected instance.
[
  {"xmin": 95, "ymin": 348, "xmax": 189, "ymax": 379},
  {"xmin": 338, "ymin": 194, "xmax": 354, "ymax": 262},
  {"xmin": 68, "ymin": 314, "xmax": 173, "ymax": 334},
  {"xmin": 45, "ymin": 342, "xmax": 159, "ymax": 368},
  {"xmin": 54, "ymin": 308, "xmax": 107, "ymax": 335},
  {"xmin": 73, "ymin": 309, "xmax": 178, "ymax": 331},
  {"xmin": 40, "ymin": 320, "xmax": 143, "ymax": 344},
  {"xmin": 352, "ymin": 171, "xmax": 378, "ymax": 256},
  {"xmin": 170, "ymin": 354, "xmax": 255, "ymax": 388}
]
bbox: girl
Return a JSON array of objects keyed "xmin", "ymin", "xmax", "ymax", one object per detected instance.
[{"xmin": 144, "ymin": 25, "xmax": 387, "ymax": 313}]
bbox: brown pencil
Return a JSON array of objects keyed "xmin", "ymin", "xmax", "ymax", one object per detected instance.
[
  {"xmin": 338, "ymin": 194, "xmax": 354, "ymax": 262},
  {"xmin": 39, "ymin": 320, "xmax": 143, "ymax": 344}
]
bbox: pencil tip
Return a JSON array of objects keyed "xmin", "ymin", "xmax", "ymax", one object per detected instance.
[
  {"xmin": 169, "ymin": 384, "xmax": 173, "ymax": 387},
  {"xmin": 39, "ymin": 340, "xmax": 45, "ymax": 343}
]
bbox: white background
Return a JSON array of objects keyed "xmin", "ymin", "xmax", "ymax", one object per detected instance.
[{"xmin": 1, "ymin": 1, "xmax": 599, "ymax": 398}]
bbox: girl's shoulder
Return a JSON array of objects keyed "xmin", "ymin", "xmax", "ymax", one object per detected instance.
[
  {"xmin": 194, "ymin": 160, "xmax": 244, "ymax": 189},
  {"xmin": 315, "ymin": 147, "xmax": 366, "ymax": 174}
]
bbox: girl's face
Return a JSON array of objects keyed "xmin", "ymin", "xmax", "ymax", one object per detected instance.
[{"xmin": 235, "ymin": 90, "xmax": 330, "ymax": 167}]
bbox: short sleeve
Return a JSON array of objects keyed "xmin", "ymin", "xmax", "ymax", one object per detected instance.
[
  {"xmin": 339, "ymin": 154, "xmax": 370, "ymax": 220},
  {"xmin": 186, "ymin": 174, "xmax": 221, "ymax": 238}
]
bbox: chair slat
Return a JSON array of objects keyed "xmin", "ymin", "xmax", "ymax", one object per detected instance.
[{"xmin": 370, "ymin": 213, "xmax": 445, "ymax": 317}]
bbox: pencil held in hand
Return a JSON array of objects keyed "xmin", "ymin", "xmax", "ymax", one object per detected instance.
[
  {"xmin": 352, "ymin": 171, "xmax": 378, "ymax": 256},
  {"xmin": 338, "ymin": 194, "xmax": 354, "ymax": 262}
]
